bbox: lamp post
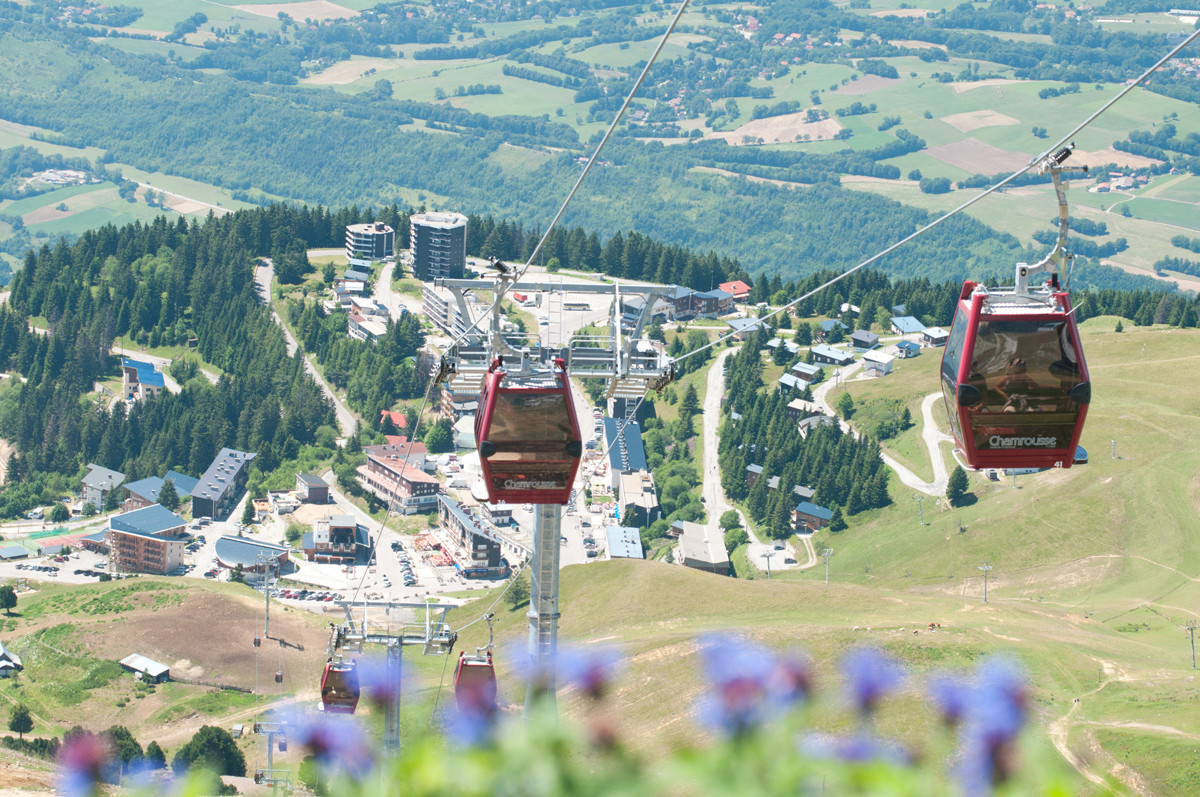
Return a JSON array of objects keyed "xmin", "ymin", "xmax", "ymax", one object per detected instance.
[
  {"xmin": 1187, "ymin": 621, "xmax": 1197, "ymax": 670},
  {"xmin": 914, "ymin": 495, "xmax": 926, "ymax": 526},
  {"xmin": 764, "ymin": 550, "xmax": 775, "ymax": 580},
  {"xmin": 821, "ymin": 547, "xmax": 833, "ymax": 587},
  {"xmin": 979, "ymin": 562, "xmax": 992, "ymax": 603}
]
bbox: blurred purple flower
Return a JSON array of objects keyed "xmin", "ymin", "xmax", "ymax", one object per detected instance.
[
  {"xmin": 840, "ymin": 646, "xmax": 906, "ymax": 716},
  {"xmin": 800, "ymin": 732, "xmax": 910, "ymax": 765},
  {"xmin": 558, "ymin": 645, "xmax": 625, "ymax": 700},
  {"xmin": 769, "ymin": 651, "xmax": 814, "ymax": 707},
  {"xmin": 696, "ymin": 634, "xmax": 810, "ymax": 735},
  {"xmin": 57, "ymin": 733, "xmax": 111, "ymax": 797},
  {"xmin": 354, "ymin": 654, "xmax": 407, "ymax": 705},
  {"xmin": 441, "ymin": 701, "xmax": 499, "ymax": 748},
  {"xmin": 928, "ymin": 673, "xmax": 972, "ymax": 727},
  {"xmin": 281, "ymin": 709, "xmax": 375, "ymax": 779}
]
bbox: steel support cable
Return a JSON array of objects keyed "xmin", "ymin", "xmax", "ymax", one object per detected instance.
[{"xmin": 670, "ymin": 26, "xmax": 1200, "ymax": 370}]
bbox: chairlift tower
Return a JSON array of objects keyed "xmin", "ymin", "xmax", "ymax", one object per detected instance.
[
  {"xmin": 433, "ymin": 270, "xmax": 674, "ymax": 713},
  {"xmin": 252, "ymin": 721, "xmax": 291, "ymax": 790},
  {"xmin": 332, "ymin": 600, "xmax": 456, "ymax": 751}
]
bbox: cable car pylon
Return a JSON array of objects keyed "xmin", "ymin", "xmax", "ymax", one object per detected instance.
[{"xmin": 432, "ymin": 266, "xmax": 674, "ymax": 714}]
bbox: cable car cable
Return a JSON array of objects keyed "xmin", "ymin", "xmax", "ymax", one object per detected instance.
[{"xmin": 667, "ymin": 25, "xmax": 1200, "ymax": 372}]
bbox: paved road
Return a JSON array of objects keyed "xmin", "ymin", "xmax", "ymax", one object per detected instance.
[
  {"xmin": 373, "ymin": 261, "xmax": 422, "ymax": 317},
  {"xmin": 879, "ymin": 392, "xmax": 955, "ymax": 497},
  {"xmin": 810, "ymin": 356, "xmax": 952, "ymax": 498},
  {"xmin": 255, "ymin": 259, "xmax": 358, "ymax": 438}
]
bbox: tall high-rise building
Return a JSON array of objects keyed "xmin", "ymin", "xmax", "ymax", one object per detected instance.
[
  {"xmin": 345, "ymin": 222, "xmax": 395, "ymax": 265},
  {"xmin": 410, "ymin": 211, "xmax": 467, "ymax": 281}
]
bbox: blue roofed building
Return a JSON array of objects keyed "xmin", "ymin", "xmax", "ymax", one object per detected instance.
[
  {"xmin": 890, "ymin": 316, "xmax": 927, "ymax": 335},
  {"xmin": 436, "ymin": 495, "xmax": 512, "ymax": 579},
  {"xmin": 123, "ymin": 470, "xmax": 198, "ymax": 511},
  {"xmin": 107, "ymin": 504, "xmax": 189, "ymax": 574},
  {"xmin": 725, "ymin": 316, "xmax": 770, "ymax": 341},
  {"xmin": 896, "ymin": 340, "xmax": 922, "ymax": 359},
  {"xmin": 121, "ymin": 358, "xmax": 166, "ymax": 403},
  {"xmin": 606, "ymin": 525, "xmax": 644, "ymax": 559},
  {"xmin": 603, "ymin": 418, "xmax": 648, "ymax": 489},
  {"xmin": 818, "ymin": 319, "xmax": 849, "ymax": 335},
  {"xmin": 793, "ymin": 501, "xmax": 834, "ymax": 531}
]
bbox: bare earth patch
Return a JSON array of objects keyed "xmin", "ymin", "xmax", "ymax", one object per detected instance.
[
  {"xmin": 890, "ymin": 39, "xmax": 947, "ymax": 51},
  {"xmin": 1070, "ymin": 146, "xmax": 1162, "ymax": 170},
  {"xmin": 835, "ymin": 74, "xmax": 902, "ymax": 96},
  {"xmin": 942, "ymin": 109, "xmax": 1020, "ymax": 132},
  {"xmin": 302, "ymin": 58, "xmax": 399, "ymax": 85},
  {"xmin": 925, "ymin": 137, "xmax": 1029, "ymax": 173},
  {"xmin": 952, "ymin": 78, "xmax": 1022, "ymax": 94},
  {"xmin": 233, "ymin": 1, "xmax": 359, "ymax": 21},
  {"xmin": 709, "ymin": 112, "xmax": 843, "ymax": 145},
  {"xmin": 0, "ymin": 439, "xmax": 12, "ymax": 484}
]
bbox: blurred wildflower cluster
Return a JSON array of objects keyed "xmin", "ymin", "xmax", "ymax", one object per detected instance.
[{"xmin": 57, "ymin": 635, "xmax": 1099, "ymax": 797}]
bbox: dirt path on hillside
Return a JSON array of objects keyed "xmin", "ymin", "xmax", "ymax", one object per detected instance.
[{"xmin": 0, "ymin": 439, "xmax": 12, "ymax": 484}]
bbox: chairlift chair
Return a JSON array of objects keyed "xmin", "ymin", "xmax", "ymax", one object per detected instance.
[{"xmin": 475, "ymin": 358, "xmax": 582, "ymax": 504}]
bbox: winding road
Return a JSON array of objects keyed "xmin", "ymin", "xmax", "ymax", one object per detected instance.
[{"xmin": 255, "ymin": 259, "xmax": 358, "ymax": 438}]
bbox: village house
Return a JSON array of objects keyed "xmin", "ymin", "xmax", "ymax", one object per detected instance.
[
  {"xmin": 923, "ymin": 327, "xmax": 950, "ymax": 347},
  {"xmin": 122, "ymin": 470, "xmax": 197, "ymax": 511},
  {"xmin": 890, "ymin": 316, "xmax": 926, "ymax": 335},
  {"xmin": 303, "ymin": 515, "xmax": 370, "ymax": 564},
  {"xmin": 718, "ymin": 280, "xmax": 752, "ymax": 302},
  {"xmin": 793, "ymin": 501, "xmax": 834, "ymax": 531},
  {"xmin": 810, "ymin": 345, "xmax": 854, "ymax": 367},
  {"xmin": 82, "ymin": 464, "xmax": 124, "ymax": 511},
  {"xmin": 862, "ymin": 350, "xmax": 895, "ymax": 376},
  {"xmin": 849, "ymin": 330, "xmax": 879, "ymax": 352}
]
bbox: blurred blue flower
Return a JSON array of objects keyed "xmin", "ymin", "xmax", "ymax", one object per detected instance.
[
  {"xmin": 953, "ymin": 658, "xmax": 1029, "ymax": 796},
  {"xmin": 441, "ymin": 700, "xmax": 499, "ymax": 748},
  {"xmin": 840, "ymin": 646, "xmax": 906, "ymax": 716},
  {"xmin": 800, "ymin": 732, "xmax": 910, "ymax": 765},
  {"xmin": 696, "ymin": 634, "xmax": 780, "ymax": 735},
  {"xmin": 927, "ymin": 673, "xmax": 972, "ymax": 727},
  {"xmin": 558, "ymin": 645, "xmax": 625, "ymax": 700},
  {"xmin": 281, "ymin": 708, "xmax": 375, "ymax": 779},
  {"xmin": 57, "ymin": 732, "xmax": 110, "ymax": 797}
]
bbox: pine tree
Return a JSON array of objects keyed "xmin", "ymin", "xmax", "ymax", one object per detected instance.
[
  {"xmin": 947, "ymin": 466, "xmax": 970, "ymax": 507},
  {"xmin": 158, "ymin": 479, "xmax": 179, "ymax": 511},
  {"xmin": 828, "ymin": 506, "xmax": 847, "ymax": 532},
  {"xmin": 241, "ymin": 500, "xmax": 255, "ymax": 526},
  {"xmin": 8, "ymin": 704, "xmax": 33, "ymax": 740}
]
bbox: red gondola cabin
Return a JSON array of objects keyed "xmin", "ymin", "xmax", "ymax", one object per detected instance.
[
  {"xmin": 475, "ymin": 359, "xmax": 582, "ymax": 504},
  {"xmin": 454, "ymin": 651, "xmax": 498, "ymax": 715},
  {"xmin": 940, "ymin": 280, "xmax": 1090, "ymax": 470},
  {"xmin": 320, "ymin": 658, "xmax": 360, "ymax": 714}
]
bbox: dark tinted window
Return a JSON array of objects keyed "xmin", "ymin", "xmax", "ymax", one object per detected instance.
[
  {"xmin": 487, "ymin": 391, "xmax": 575, "ymax": 444},
  {"xmin": 963, "ymin": 318, "xmax": 1084, "ymax": 452}
]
